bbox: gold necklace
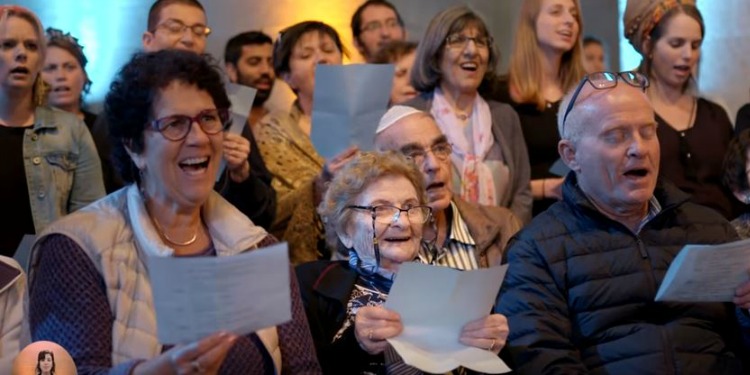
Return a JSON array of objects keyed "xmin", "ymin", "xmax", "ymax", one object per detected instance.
[{"xmin": 151, "ymin": 216, "xmax": 198, "ymax": 247}]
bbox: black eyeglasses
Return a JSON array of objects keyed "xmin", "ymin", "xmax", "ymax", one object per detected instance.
[
  {"xmin": 153, "ymin": 19, "xmax": 212, "ymax": 37},
  {"xmin": 561, "ymin": 71, "xmax": 650, "ymax": 135},
  {"xmin": 150, "ymin": 108, "xmax": 229, "ymax": 141}
]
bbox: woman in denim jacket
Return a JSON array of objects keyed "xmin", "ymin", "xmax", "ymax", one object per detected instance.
[{"xmin": 0, "ymin": 6, "xmax": 104, "ymax": 256}]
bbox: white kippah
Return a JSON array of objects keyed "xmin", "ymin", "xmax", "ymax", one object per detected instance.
[{"xmin": 376, "ymin": 105, "xmax": 424, "ymax": 134}]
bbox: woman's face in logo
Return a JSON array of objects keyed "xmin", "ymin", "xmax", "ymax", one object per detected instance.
[{"xmin": 39, "ymin": 352, "xmax": 53, "ymax": 372}]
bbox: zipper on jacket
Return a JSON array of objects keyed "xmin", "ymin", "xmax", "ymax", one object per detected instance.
[
  {"xmin": 635, "ymin": 237, "xmax": 658, "ymax": 296},
  {"xmin": 636, "ymin": 237, "xmax": 648, "ymax": 259}
]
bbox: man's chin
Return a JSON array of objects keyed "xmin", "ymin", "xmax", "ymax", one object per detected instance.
[
  {"xmin": 254, "ymin": 90, "xmax": 272, "ymax": 103},
  {"xmin": 428, "ymin": 195, "xmax": 452, "ymax": 213}
]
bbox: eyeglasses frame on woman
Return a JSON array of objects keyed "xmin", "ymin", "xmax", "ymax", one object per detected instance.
[
  {"xmin": 346, "ymin": 204, "xmax": 432, "ymax": 276},
  {"xmin": 149, "ymin": 108, "xmax": 230, "ymax": 141}
]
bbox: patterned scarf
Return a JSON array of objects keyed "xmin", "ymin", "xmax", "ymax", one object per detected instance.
[{"xmin": 431, "ymin": 88, "xmax": 497, "ymax": 205}]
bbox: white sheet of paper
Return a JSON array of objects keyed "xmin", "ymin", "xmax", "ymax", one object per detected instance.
[
  {"xmin": 655, "ymin": 239, "xmax": 750, "ymax": 302},
  {"xmin": 13, "ymin": 234, "xmax": 35, "ymax": 273},
  {"xmin": 147, "ymin": 242, "xmax": 291, "ymax": 344},
  {"xmin": 310, "ymin": 64, "xmax": 393, "ymax": 159},
  {"xmin": 217, "ymin": 83, "xmax": 258, "ymax": 181},
  {"xmin": 384, "ymin": 262, "xmax": 511, "ymax": 374}
]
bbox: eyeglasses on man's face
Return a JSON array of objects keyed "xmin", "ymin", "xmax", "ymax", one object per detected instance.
[
  {"xmin": 347, "ymin": 205, "xmax": 432, "ymax": 225},
  {"xmin": 445, "ymin": 34, "xmax": 492, "ymax": 49},
  {"xmin": 561, "ymin": 71, "xmax": 649, "ymax": 134},
  {"xmin": 153, "ymin": 19, "xmax": 211, "ymax": 38},
  {"xmin": 361, "ymin": 18, "xmax": 402, "ymax": 33},
  {"xmin": 401, "ymin": 142, "xmax": 453, "ymax": 165},
  {"xmin": 150, "ymin": 108, "xmax": 229, "ymax": 141}
]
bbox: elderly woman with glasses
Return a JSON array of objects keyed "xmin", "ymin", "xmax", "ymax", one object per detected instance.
[
  {"xmin": 406, "ymin": 5, "xmax": 532, "ymax": 224},
  {"xmin": 624, "ymin": 0, "xmax": 737, "ymax": 219},
  {"xmin": 28, "ymin": 50, "xmax": 321, "ymax": 374},
  {"xmin": 297, "ymin": 151, "xmax": 509, "ymax": 374}
]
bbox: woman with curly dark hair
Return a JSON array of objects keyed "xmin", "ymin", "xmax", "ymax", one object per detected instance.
[{"xmin": 28, "ymin": 49, "xmax": 321, "ymax": 374}]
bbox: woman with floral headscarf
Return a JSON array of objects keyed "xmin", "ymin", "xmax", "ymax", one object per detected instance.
[{"xmin": 624, "ymin": 0, "xmax": 738, "ymax": 219}]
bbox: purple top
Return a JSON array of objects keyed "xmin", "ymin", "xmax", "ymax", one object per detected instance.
[{"xmin": 29, "ymin": 234, "xmax": 321, "ymax": 375}]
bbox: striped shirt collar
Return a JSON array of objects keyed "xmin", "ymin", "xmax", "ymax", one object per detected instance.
[
  {"xmin": 637, "ymin": 196, "xmax": 662, "ymax": 232},
  {"xmin": 447, "ymin": 201, "xmax": 476, "ymax": 246},
  {"xmin": 418, "ymin": 201, "xmax": 478, "ymax": 270}
]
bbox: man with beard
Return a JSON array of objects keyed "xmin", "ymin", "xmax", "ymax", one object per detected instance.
[
  {"xmin": 224, "ymin": 31, "xmax": 276, "ymax": 126},
  {"xmin": 351, "ymin": 0, "xmax": 406, "ymax": 63}
]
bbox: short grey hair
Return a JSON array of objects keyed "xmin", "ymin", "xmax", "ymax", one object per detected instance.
[
  {"xmin": 557, "ymin": 82, "xmax": 591, "ymax": 144},
  {"xmin": 410, "ymin": 5, "xmax": 499, "ymax": 93},
  {"xmin": 318, "ymin": 151, "xmax": 427, "ymax": 254}
]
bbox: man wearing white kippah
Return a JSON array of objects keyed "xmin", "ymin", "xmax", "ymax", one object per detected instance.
[{"xmin": 375, "ymin": 106, "xmax": 520, "ymax": 269}]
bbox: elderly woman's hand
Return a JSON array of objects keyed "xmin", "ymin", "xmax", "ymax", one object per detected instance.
[
  {"xmin": 459, "ymin": 313, "xmax": 509, "ymax": 355},
  {"xmin": 354, "ymin": 306, "xmax": 403, "ymax": 355},
  {"xmin": 132, "ymin": 332, "xmax": 238, "ymax": 375},
  {"xmin": 223, "ymin": 132, "xmax": 251, "ymax": 183}
]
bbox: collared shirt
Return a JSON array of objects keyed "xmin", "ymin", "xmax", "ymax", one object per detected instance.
[
  {"xmin": 637, "ymin": 196, "xmax": 662, "ymax": 233},
  {"xmin": 418, "ymin": 201, "xmax": 479, "ymax": 270}
]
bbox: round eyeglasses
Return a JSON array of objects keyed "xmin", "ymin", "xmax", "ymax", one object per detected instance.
[{"xmin": 149, "ymin": 108, "xmax": 230, "ymax": 141}]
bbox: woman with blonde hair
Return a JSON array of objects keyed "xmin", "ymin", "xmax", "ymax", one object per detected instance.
[
  {"xmin": 484, "ymin": 0, "xmax": 585, "ymax": 216},
  {"xmin": 0, "ymin": 5, "xmax": 104, "ymax": 256}
]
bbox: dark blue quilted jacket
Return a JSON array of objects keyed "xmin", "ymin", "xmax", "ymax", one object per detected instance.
[{"xmin": 496, "ymin": 174, "xmax": 750, "ymax": 375}]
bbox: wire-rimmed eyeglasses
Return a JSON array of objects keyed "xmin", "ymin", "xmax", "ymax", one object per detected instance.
[
  {"xmin": 561, "ymin": 71, "xmax": 650, "ymax": 134},
  {"xmin": 347, "ymin": 205, "xmax": 432, "ymax": 225},
  {"xmin": 152, "ymin": 19, "xmax": 212, "ymax": 37},
  {"xmin": 346, "ymin": 204, "xmax": 432, "ymax": 276},
  {"xmin": 149, "ymin": 108, "xmax": 230, "ymax": 141}
]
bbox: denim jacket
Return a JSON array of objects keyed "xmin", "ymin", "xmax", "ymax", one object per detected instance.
[{"xmin": 24, "ymin": 106, "xmax": 105, "ymax": 232}]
